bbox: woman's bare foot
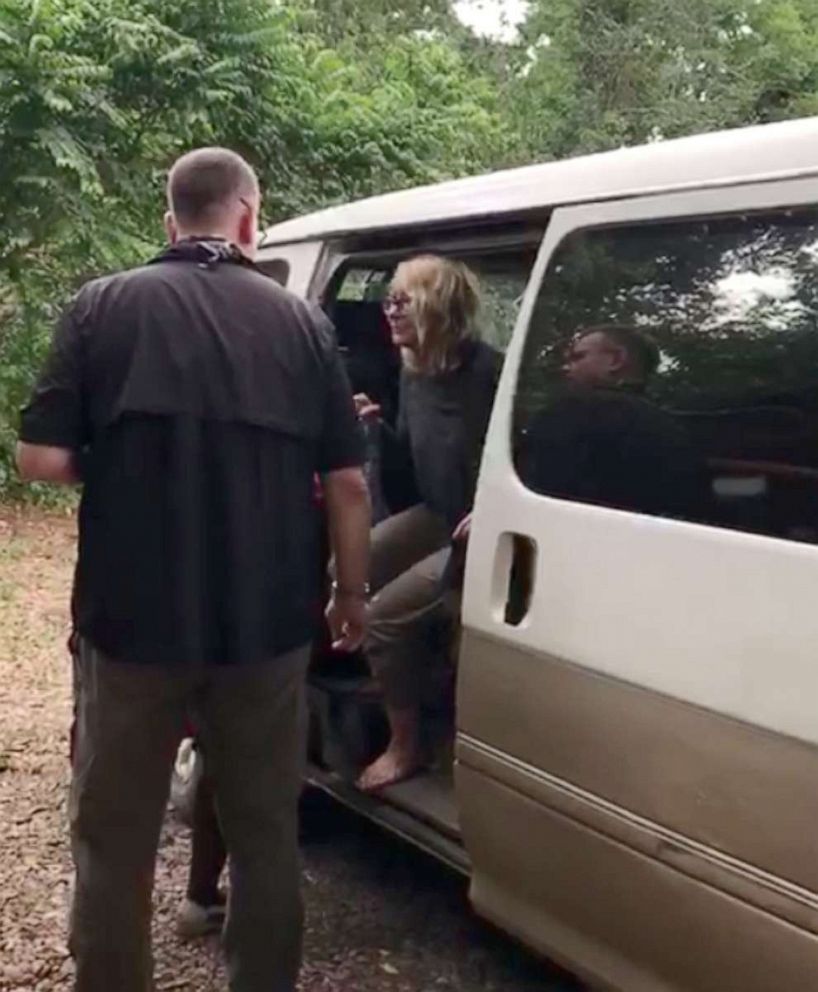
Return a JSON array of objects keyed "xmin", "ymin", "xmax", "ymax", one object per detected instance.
[
  {"xmin": 358, "ymin": 704, "xmax": 422, "ymax": 791},
  {"xmin": 357, "ymin": 744, "xmax": 423, "ymax": 792}
]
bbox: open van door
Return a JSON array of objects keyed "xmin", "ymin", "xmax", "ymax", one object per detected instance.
[{"xmin": 456, "ymin": 178, "xmax": 818, "ymax": 991}]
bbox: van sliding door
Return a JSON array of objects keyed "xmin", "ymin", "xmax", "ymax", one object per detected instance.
[{"xmin": 457, "ymin": 179, "xmax": 818, "ymax": 992}]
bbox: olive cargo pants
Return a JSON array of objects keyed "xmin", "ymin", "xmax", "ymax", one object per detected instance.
[
  {"xmin": 365, "ymin": 505, "xmax": 454, "ymax": 708},
  {"xmin": 69, "ymin": 638, "xmax": 309, "ymax": 992}
]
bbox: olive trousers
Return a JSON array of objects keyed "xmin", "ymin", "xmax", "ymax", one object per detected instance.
[
  {"xmin": 69, "ymin": 638, "xmax": 309, "ymax": 992},
  {"xmin": 365, "ymin": 505, "xmax": 454, "ymax": 709}
]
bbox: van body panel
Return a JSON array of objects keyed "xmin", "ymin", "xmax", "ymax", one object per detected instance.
[
  {"xmin": 460, "ymin": 766, "xmax": 818, "ymax": 992},
  {"xmin": 261, "ymin": 118, "xmax": 818, "ymax": 247},
  {"xmin": 456, "ymin": 633, "xmax": 818, "ymax": 930}
]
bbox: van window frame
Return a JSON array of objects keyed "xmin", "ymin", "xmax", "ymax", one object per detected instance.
[
  {"xmin": 255, "ymin": 239, "xmax": 325, "ymax": 298},
  {"xmin": 256, "ymin": 257, "xmax": 291, "ymax": 286},
  {"xmin": 317, "ymin": 223, "xmax": 547, "ymax": 367},
  {"xmin": 316, "ymin": 221, "xmax": 547, "ymax": 306}
]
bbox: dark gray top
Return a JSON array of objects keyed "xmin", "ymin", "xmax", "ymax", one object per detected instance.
[{"xmin": 389, "ymin": 339, "xmax": 501, "ymax": 528}]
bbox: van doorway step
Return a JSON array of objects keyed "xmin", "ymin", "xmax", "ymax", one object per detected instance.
[
  {"xmin": 377, "ymin": 766, "xmax": 460, "ymax": 841},
  {"xmin": 305, "ymin": 764, "xmax": 469, "ymax": 876}
]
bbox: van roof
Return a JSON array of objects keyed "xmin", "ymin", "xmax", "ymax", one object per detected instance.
[{"xmin": 261, "ymin": 116, "xmax": 818, "ymax": 247}]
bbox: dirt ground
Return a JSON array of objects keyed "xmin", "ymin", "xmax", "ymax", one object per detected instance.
[{"xmin": 0, "ymin": 508, "xmax": 581, "ymax": 992}]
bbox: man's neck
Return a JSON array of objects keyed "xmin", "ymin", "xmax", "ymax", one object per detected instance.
[
  {"xmin": 172, "ymin": 231, "xmax": 254, "ymax": 262},
  {"xmin": 175, "ymin": 231, "xmax": 232, "ymax": 243}
]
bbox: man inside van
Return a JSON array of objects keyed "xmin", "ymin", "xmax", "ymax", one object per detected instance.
[
  {"xmin": 519, "ymin": 324, "xmax": 705, "ymax": 519},
  {"xmin": 16, "ymin": 147, "xmax": 370, "ymax": 992}
]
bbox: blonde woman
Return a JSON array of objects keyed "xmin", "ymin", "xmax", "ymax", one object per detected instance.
[{"xmin": 354, "ymin": 255, "xmax": 501, "ymax": 791}]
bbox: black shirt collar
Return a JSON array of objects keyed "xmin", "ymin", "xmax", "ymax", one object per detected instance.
[{"xmin": 149, "ymin": 237, "xmax": 253, "ymax": 269}]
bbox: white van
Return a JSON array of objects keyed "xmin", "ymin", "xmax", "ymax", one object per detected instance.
[{"xmin": 258, "ymin": 117, "xmax": 818, "ymax": 991}]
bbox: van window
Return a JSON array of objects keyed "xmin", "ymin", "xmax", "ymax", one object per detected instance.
[
  {"xmin": 513, "ymin": 207, "xmax": 818, "ymax": 545},
  {"xmin": 331, "ymin": 250, "xmax": 534, "ymax": 351},
  {"xmin": 335, "ymin": 267, "xmax": 391, "ymax": 302},
  {"xmin": 473, "ymin": 253, "xmax": 532, "ymax": 351}
]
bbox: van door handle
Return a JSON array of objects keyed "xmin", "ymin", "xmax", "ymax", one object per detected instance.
[{"xmin": 503, "ymin": 534, "xmax": 537, "ymax": 626}]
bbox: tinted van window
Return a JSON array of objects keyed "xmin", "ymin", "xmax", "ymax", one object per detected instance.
[{"xmin": 514, "ymin": 207, "xmax": 818, "ymax": 544}]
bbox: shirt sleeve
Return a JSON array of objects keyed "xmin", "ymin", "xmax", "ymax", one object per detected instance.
[
  {"xmin": 18, "ymin": 301, "xmax": 88, "ymax": 449},
  {"xmin": 313, "ymin": 311, "xmax": 365, "ymax": 474}
]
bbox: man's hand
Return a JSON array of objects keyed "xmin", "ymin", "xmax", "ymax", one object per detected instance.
[
  {"xmin": 452, "ymin": 512, "xmax": 472, "ymax": 543},
  {"xmin": 353, "ymin": 393, "xmax": 381, "ymax": 420},
  {"xmin": 325, "ymin": 591, "xmax": 367, "ymax": 652},
  {"xmin": 322, "ymin": 465, "xmax": 370, "ymax": 651},
  {"xmin": 16, "ymin": 442, "xmax": 81, "ymax": 485}
]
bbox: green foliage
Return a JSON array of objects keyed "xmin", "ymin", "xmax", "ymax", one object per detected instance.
[
  {"xmin": 510, "ymin": 0, "xmax": 818, "ymax": 158},
  {"xmin": 0, "ymin": 0, "xmax": 516, "ymax": 499},
  {"xmin": 4, "ymin": 0, "xmax": 818, "ymax": 500}
]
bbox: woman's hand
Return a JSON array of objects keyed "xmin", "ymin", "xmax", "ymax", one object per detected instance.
[
  {"xmin": 452, "ymin": 512, "xmax": 472, "ymax": 543},
  {"xmin": 353, "ymin": 393, "xmax": 381, "ymax": 420}
]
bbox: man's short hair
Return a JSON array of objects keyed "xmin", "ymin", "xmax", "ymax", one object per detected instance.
[
  {"xmin": 167, "ymin": 147, "xmax": 258, "ymax": 227},
  {"xmin": 581, "ymin": 324, "xmax": 661, "ymax": 381}
]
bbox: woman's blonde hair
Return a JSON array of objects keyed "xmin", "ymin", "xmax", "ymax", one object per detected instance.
[{"xmin": 390, "ymin": 255, "xmax": 481, "ymax": 375}]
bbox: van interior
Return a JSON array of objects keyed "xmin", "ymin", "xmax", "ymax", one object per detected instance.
[{"xmin": 304, "ymin": 238, "xmax": 539, "ymax": 868}]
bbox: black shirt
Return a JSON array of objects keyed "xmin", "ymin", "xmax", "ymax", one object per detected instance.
[
  {"xmin": 519, "ymin": 384, "xmax": 707, "ymax": 520},
  {"xmin": 388, "ymin": 340, "xmax": 501, "ymax": 528},
  {"xmin": 19, "ymin": 240, "xmax": 363, "ymax": 666}
]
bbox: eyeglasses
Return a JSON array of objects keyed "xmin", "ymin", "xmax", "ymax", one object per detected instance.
[{"xmin": 382, "ymin": 291, "xmax": 411, "ymax": 314}]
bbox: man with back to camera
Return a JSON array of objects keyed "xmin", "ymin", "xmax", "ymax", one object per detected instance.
[
  {"xmin": 16, "ymin": 147, "xmax": 371, "ymax": 992},
  {"xmin": 520, "ymin": 324, "xmax": 706, "ymax": 519}
]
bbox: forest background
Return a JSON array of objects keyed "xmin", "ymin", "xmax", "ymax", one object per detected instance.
[{"xmin": 3, "ymin": 0, "xmax": 818, "ymax": 497}]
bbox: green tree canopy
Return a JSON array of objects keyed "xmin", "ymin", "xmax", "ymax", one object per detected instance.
[
  {"xmin": 4, "ymin": 0, "xmax": 818, "ymax": 498},
  {"xmin": 510, "ymin": 0, "xmax": 818, "ymax": 157},
  {"xmin": 0, "ymin": 0, "xmax": 518, "ymax": 496}
]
